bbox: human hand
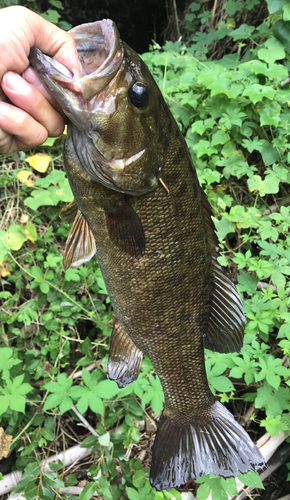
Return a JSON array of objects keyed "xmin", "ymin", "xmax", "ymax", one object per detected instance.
[{"xmin": 0, "ymin": 6, "xmax": 81, "ymax": 154}]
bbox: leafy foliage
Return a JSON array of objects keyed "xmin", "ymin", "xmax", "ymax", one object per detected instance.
[{"xmin": 0, "ymin": 0, "xmax": 290, "ymax": 499}]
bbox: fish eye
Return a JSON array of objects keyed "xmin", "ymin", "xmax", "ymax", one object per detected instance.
[{"xmin": 128, "ymin": 82, "xmax": 149, "ymax": 109}]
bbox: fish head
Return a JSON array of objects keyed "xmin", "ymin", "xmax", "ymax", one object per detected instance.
[{"xmin": 30, "ymin": 20, "xmax": 169, "ymax": 195}]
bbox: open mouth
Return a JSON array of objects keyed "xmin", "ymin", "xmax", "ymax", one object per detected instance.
[{"xmin": 29, "ymin": 19, "xmax": 123, "ymax": 102}]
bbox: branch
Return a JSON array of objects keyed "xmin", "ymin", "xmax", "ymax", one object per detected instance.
[
  {"xmin": 257, "ymin": 281, "xmax": 277, "ymax": 293},
  {"xmin": 281, "ymin": 77, "xmax": 290, "ymax": 87},
  {"xmin": 71, "ymin": 405, "xmax": 99, "ymax": 437},
  {"xmin": 0, "ymin": 444, "xmax": 92, "ymax": 496},
  {"xmin": 262, "ymin": 195, "xmax": 290, "ymax": 216},
  {"xmin": 204, "ymin": 429, "xmax": 290, "ymax": 500}
]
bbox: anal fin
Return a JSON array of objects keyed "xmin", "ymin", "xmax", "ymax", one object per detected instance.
[
  {"xmin": 108, "ymin": 318, "xmax": 143, "ymax": 388},
  {"xmin": 63, "ymin": 210, "xmax": 96, "ymax": 270}
]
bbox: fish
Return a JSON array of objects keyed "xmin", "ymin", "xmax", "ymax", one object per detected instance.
[{"xmin": 29, "ymin": 19, "xmax": 265, "ymax": 491}]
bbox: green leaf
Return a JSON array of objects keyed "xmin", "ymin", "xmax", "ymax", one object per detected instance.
[
  {"xmin": 237, "ymin": 273, "xmax": 258, "ymax": 295},
  {"xmin": 255, "ymin": 385, "xmax": 290, "ymax": 416},
  {"xmin": 150, "ymin": 394, "xmax": 164, "ymax": 415},
  {"xmin": 230, "ymin": 24, "xmax": 255, "ymax": 41},
  {"xmin": 197, "ymin": 482, "xmax": 211, "ymax": 500},
  {"xmin": 59, "ymin": 396, "xmax": 73, "ymax": 414},
  {"xmin": 82, "ymin": 368, "xmax": 92, "ymax": 387},
  {"xmin": 40, "ymin": 281, "xmax": 50, "ymax": 294},
  {"xmin": 96, "ymin": 380, "xmax": 118, "ymax": 398},
  {"xmin": 31, "ymin": 265, "xmax": 43, "ymax": 280},
  {"xmin": 40, "ymin": 9, "xmax": 61, "ymax": 25},
  {"xmin": 242, "ymin": 84, "xmax": 275, "ymax": 104},
  {"xmin": 258, "ymin": 37, "xmax": 285, "ymax": 64},
  {"xmin": 127, "ymin": 487, "xmax": 141, "ymax": 500},
  {"xmin": 283, "ymin": 3, "xmax": 290, "ymax": 20},
  {"xmin": 213, "ymin": 218, "xmax": 235, "ymax": 240},
  {"xmin": 43, "ymin": 393, "xmax": 64, "ymax": 411},
  {"xmin": 49, "ymin": 0, "xmax": 64, "ymax": 9},
  {"xmin": 6, "ymin": 224, "xmax": 27, "ymax": 251},
  {"xmin": 266, "ymin": 371, "xmax": 281, "ymax": 390},
  {"xmin": 260, "ymin": 415, "xmax": 289, "ymax": 436},
  {"xmin": 76, "ymin": 396, "xmax": 89, "ymax": 414},
  {"xmin": 9, "ymin": 394, "xmax": 26, "ymax": 413},
  {"xmin": 266, "ymin": 0, "xmax": 289, "ymax": 14},
  {"xmin": 0, "ymin": 396, "xmax": 9, "ymax": 415},
  {"xmin": 259, "ymin": 101, "xmax": 281, "ymax": 127},
  {"xmin": 273, "ymin": 19, "xmax": 290, "ymax": 52},
  {"xmin": 89, "ymin": 396, "xmax": 104, "ymax": 414},
  {"xmin": 24, "ymin": 221, "xmax": 37, "ymax": 242},
  {"xmin": 238, "ymin": 470, "xmax": 264, "ymax": 489},
  {"xmin": 79, "ymin": 481, "xmax": 98, "ymax": 500},
  {"xmin": 98, "ymin": 432, "xmax": 110, "ymax": 447}
]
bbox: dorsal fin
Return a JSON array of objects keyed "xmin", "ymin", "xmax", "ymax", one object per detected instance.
[
  {"xmin": 63, "ymin": 209, "xmax": 96, "ymax": 270},
  {"xmin": 201, "ymin": 189, "xmax": 245, "ymax": 353}
]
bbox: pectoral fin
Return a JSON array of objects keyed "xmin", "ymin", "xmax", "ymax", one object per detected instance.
[
  {"xmin": 108, "ymin": 318, "xmax": 143, "ymax": 388},
  {"xmin": 59, "ymin": 200, "xmax": 78, "ymax": 223},
  {"xmin": 105, "ymin": 201, "xmax": 145, "ymax": 257},
  {"xmin": 63, "ymin": 210, "xmax": 96, "ymax": 270}
]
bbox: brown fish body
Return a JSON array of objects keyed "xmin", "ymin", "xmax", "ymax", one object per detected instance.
[
  {"xmin": 30, "ymin": 20, "xmax": 265, "ymax": 490},
  {"xmin": 64, "ymin": 117, "xmax": 215, "ymax": 419}
]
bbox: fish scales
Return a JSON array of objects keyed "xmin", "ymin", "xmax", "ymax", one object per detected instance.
[
  {"xmin": 65, "ymin": 123, "xmax": 214, "ymax": 418},
  {"xmin": 30, "ymin": 18, "xmax": 265, "ymax": 491}
]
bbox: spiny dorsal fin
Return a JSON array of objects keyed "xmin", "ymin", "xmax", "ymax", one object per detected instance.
[
  {"xmin": 108, "ymin": 317, "xmax": 143, "ymax": 388},
  {"xmin": 105, "ymin": 201, "xmax": 145, "ymax": 257},
  {"xmin": 59, "ymin": 200, "xmax": 78, "ymax": 223},
  {"xmin": 200, "ymin": 189, "xmax": 245, "ymax": 353},
  {"xmin": 63, "ymin": 209, "xmax": 96, "ymax": 270}
]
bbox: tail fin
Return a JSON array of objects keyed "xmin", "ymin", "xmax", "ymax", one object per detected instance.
[{"xmin": 150, "ymin": 401, "xmax": 265, "ymax": 491}]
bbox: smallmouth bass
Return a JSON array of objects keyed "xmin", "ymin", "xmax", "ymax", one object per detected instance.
[{"xmin": 30, "ymin": 20, "xmax": 265, "ymax": 491}]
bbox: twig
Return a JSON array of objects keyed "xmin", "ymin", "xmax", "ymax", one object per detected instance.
[
  {"xmin": 172, "ymin": 0, "xmax": 180, "ymax": 39},
  {"xmin": 204, "ymin": 430, "xmax": 290, "ymax": 500},
  {"xmin": 71, "ymin": 405, "xmax": 99, "ymax": 437},
  {"xmin": 59, "ymin": 486, "xmax": 100, "ymax": 496},
  {"xmin": 257, "ymin": 281, "xmax": 278, "ymax": 293},
  {"xmin": 257, "ymin": 429, "xmax": 290, "ymax": 463},
  {"xmin": 235, "ymin": 440, "xmax": 290, "ymax": 500},
  {"xmin": 212, "ymin": 0, "xmax": 218, "ymax": 26},
  {"xmin": 281, "ymin": 77, "xmax": 290, "ymax": 87},
  {"xmin": 262, "ymin": 195, "xmax": 290, "ymax": 216},
  {"xmin": 72, "ymin": 363, "xmax": 96, "ymax": 379},
  {"xmin": 240, "ymin": 403, "xmax": 256, "ymax": 428},
  {"xmin": 0, "ymin": 444, "xmax": 92, "ymax": 496}
]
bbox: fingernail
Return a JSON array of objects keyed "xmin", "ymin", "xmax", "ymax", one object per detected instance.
[{"xmin": 2, "ymin": 72, "xmax": 28, "ymax": 91}]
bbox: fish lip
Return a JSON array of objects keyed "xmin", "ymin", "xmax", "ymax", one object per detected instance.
[{"xmin": 29, "ymin": 19, "xmax": 123, "ymax": 104}]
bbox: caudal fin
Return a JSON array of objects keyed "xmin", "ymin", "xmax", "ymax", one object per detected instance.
[{"xmin": 150, "ymin": 401, "xmax": 265, "ymax": 491}]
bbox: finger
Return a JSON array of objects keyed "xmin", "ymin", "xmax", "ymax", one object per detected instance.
[
  {"xmin": 2, "ymin": 71, "xmax": 65, "ymax": 137},
  {"xmin": 20, "ymin": 7, "xmax": 81, "ymax": 73},
  {"xmin": 0, "ymin": 101, "xmax": 51, "ymax": 154},
  {"xmin": 0, "ymin": 6, "xmax": 81, "ymax": 79},
  {"xmin": 21, "ymin": 66, "xmax": 64, "ymax": 116}
]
